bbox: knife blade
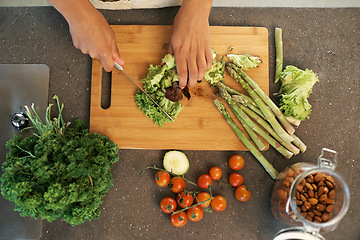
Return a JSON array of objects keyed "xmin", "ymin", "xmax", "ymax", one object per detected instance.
[{"xmin": 113, "ymin": 61, "xmax": 174, "ymax": 122}]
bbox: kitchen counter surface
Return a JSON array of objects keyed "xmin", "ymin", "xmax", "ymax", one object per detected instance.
[{"xmin": 0, "ymin": 6, "xmax": 359, "ymax": 240}]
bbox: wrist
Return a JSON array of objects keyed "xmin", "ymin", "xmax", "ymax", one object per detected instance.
[
  {"xmin": 48, "ymin": 0, "xmax": 96, "ymax": 24},
  {"xmin": 179, "ymin": 0, "xmax": 213, "ymax": 19}
]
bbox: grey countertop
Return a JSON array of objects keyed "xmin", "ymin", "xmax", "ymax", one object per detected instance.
[{"xmin": 0, "ymin": 6, "xmax": 359, "ymax": 240}]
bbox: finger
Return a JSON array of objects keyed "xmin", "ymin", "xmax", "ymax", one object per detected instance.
[
  {"xmin": 197, "ymin": 52, "xmax": 207, "ymax": 81},
  {"xmin": 112, "ymin": 38, "xmax": 125, "ymax": 66},
  {"xmin": 100, "ymin": 50, "xmax": 114, "ymax": 72},
  {"xmin": 187, "ymin": 56, "xmax": 198, "ymax": 88},
  {"xmin": 101, "ymin": 60, "xmax": 113, "ymax": 72},
  {"xmin": 205, "ymin": 46, "xmax": 213, "ymax": 69},
  {"xmin": 72, "ymin": 38, "xmax": 88, "ymax": 55},
  {"xmin": 88, "ymin": 49, "xmax": 100, "ymax": 60},
  {"xmin": 174, "ymin": 51, "xmax": 188, "ymax": 89}
]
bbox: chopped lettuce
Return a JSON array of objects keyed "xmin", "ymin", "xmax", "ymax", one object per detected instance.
[
  {"xmin": 227, "ymin": 54, "xmax": 262, "ymax": 71},
  {"xmin": 212, "ymin": 49, "xmax": 217, "ymax": 63},
  {"xmin": 204, "ymin": 56, "xmax": 225, "ymax": 86},
  {"xmin": 162, "ymin": 54, "xmax": 176, "ymax": 69},
  {"xmin": 135, "ymin": 91, "xmax": 182, "ymax": 127},
  {"xmin": 135, "ymin": 54, "xmax": 183, "ymax": 127},
  {"xmin": 277, "ymin": 65, "xmax": 319, "ymax": 121}
]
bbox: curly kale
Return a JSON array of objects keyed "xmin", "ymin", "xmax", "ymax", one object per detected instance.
[{"xmin": 1, "ymin": 96, "xmax": 119, "ymax": 226}]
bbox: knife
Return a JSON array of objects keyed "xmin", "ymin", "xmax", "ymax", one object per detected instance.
[{"xmin": 113, "ymin": 61, "xmax": 174, "ymax": 122}]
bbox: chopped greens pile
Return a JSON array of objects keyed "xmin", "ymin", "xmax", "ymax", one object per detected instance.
[
  {"xmin": 135, "ymin": 54, "xmax": 183, "ymax": 127},
  {"xmin": 0, "ymin": 96, "xmax": 119, "ymax": 226},
  {"xmin": 277, "ymin": 65, "xmax": 319, "ymax": 121},
  {"xmin": 204, "ymin": 56, "xmax": 225, "ymax": 87}
]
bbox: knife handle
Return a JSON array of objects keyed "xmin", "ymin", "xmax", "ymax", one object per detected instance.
[{"xmin": 114, "ymin": 61, "xmax": 123, "ymax": 71}]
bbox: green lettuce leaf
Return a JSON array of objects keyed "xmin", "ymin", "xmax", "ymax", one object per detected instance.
[
  {"xmin": 277, "ymin": 65, "xmax": 319, "ymax": 121},
  {"xmin": 227, "ymin": 54, "xmax": 262, "ymax": 71}
]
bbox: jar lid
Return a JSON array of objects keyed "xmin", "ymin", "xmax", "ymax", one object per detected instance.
[{"xmin": 274, "ymin": 228, "xmax": 325, "ymax": 240}]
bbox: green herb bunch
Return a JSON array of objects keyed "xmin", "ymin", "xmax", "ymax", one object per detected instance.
[{"xmin": 1, "ymin": 96, "xmax": 119, "ymax": 226}]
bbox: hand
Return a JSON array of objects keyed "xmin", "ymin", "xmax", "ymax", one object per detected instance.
[
  {"xmin": 168, "ymin": 0, "xmax": 213, "ymax": 88},
  {"xmin": 68, "ymin": 9, "xmax": 124, "ymax": 71},
  {"xmin": 49, "ymin": 0, "xmax": 124, "ymax": 71}
]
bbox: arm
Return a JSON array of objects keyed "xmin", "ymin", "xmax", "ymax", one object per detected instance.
[
  {"xmin": 48, "ymin": 0, "xmax": 124, "ymax": 71},
  {"xmin": 168, "ymin": 0, "xmax": 213, "ymax": 89}
]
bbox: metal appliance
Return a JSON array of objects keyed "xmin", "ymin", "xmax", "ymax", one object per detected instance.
[{"xmin": 0, "ymin": 64, "xmax": 49, "ymax": 240}]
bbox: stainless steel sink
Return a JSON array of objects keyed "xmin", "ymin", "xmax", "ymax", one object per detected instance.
[{"xmin": 0, "ymin": 64, "xmax": 49, "ymax": 240}]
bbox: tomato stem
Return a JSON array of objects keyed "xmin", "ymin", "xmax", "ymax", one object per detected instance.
[
  {"xmin": 143, "ymin": 165, "xmax": 197, "ymax": 186},
  {"xmin": 171, "ymin": 196, "xmax": 214, "ymax": 215},
  {"xmin": 183, "ymin": 178, "xmax": 198, "ymax": 187},
  {"xmin": 209, "ymin": 185, "xmax": 213, "ymax": 197}
]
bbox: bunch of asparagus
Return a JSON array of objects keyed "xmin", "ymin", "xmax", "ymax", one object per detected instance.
[{"xmin": 208, "ymin": 54, "xmax": 307, "ymax": 180}]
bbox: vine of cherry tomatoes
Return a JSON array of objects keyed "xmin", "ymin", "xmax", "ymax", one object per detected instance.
[
  {"xmin": 154, "ymin": 165, "xmax": 227, "ymax": 228},
  {"xmin": 150, "ymin": 154, "xmax": 251, "ymax": 228}
]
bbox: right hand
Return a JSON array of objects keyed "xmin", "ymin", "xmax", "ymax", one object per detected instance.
[{"xmin": 168, "ymin": 0, "xmax": 213, "ymax": 89}]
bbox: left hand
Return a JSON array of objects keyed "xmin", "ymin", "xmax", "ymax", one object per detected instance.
[{"xmin": 168, "ymin": 0, "xmax": 213, "ymax": 89}]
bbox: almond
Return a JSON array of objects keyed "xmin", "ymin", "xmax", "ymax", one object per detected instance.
[
  {"xmin": 319, "ymin": 194, "xmax": 328, "ymax": 202},
  {"xmin": 308, "ymin": 198, "xmax": 318, "ymax": 205}
]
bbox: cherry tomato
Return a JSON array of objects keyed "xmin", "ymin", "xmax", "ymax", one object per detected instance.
[
  {"xmin": 196, "ymin": 192, "xmax": 212, "ymax": 208},
  {"xmin": 209, "ymin": 167, "xmax": 222, "ymax": 180},
  {"xmin": 177, "ymin": 191, "xmax": 194, "ymax": 208},
  {"xmin": 160, "ymin": 197, "xmax": 177, "ymax": 214},
  {"xmin": 197, "ymin": 174, "xmax": 213, "ymax": 189},
  {"xmin": 235, "ymin": 185, "xmax": 251, "ymax": 202},
  {"xmin": 170, "ymin": 211, "xmax": 187, "ymax": 227},
  {"xmin": 229, "ymin": 155, "xmax": 245, "ymax": 170},
  {"xmin": 211, "ymin": 195, "xmax": 227, "ymax": 212},
  {"xmin": 229, "ymin": 172, "xmax": 244, "ymax": 187},
  {"xmin": 170, "ymin": 177, "xmax": 186, "ymax": 193},
  {"xmin": 155, "ymin": 171, "xmax": 171, "ymax": 187},
  {"xmin": 187, "ymin": 206, "xmax": 204, "ymax": 222}
]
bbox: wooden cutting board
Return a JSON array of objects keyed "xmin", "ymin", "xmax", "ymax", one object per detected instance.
[{"xmin": 90, "ymin": 25, "xmax": 269, "ymax": 150}]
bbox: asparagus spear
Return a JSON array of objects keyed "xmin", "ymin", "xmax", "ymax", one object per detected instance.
[
  {"xmin": 217, "ymin": 82, "xmax": 257, "ymax": 106},
  {"xmin": 216, "ymin": 82, "xmax": 264, "ymax": 117},
  {"xmin": 236, "ymin": 102, "xmax": 300, "ymax": 155},
  {"xmin": 218, "ymin": 88, "xmax": 266, "ymax": 151},
  {"xmin": 217, "ymin": 82, "xmax": 242, "ymax": 95},
  {"xmin": 232, "ymin": 94, "xmax": 265, "ymax": 118},
  {"xmin": 225, "ymin": 85, "xmax": 304, "ymax": 154},
  {"xmin": 275, "ymin": 27, "xmax": 283, "ymax": 84},
  {"xmin": 226, "ymin": 64, "xmax": 294, "ymax": 143},
  {"xmin": 235, "ymin": 112, "xmax": 267, "ymax": 151},
  {"xmin": 227, "ymin": 63, "xmax": 296, "ymax": 135},
  {"xmin": 218, "ymin": 87, "xmax": 294, "ymax": 158},
  {"xmin": 230, "ymin": 104, "xmax": 294, "ymax": 158},
  {"xmin": 286, "ymin": 116, "xmax": 301, "ymax": 127},
  {"xmin": 238, "ymin": 93, "xmax": 257, "ymax": 107},
  {"xmin": 214, "ymin": 99, "xmax": 279, "ymax": 179},
  {"xmin": 291, "ymin": 134, "xmax": 307, "ymax": 153}
]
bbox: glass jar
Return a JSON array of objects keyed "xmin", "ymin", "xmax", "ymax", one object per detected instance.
[{"xmin": 271, "ymin": 148, "xmax": 350, "ymax": 240}]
